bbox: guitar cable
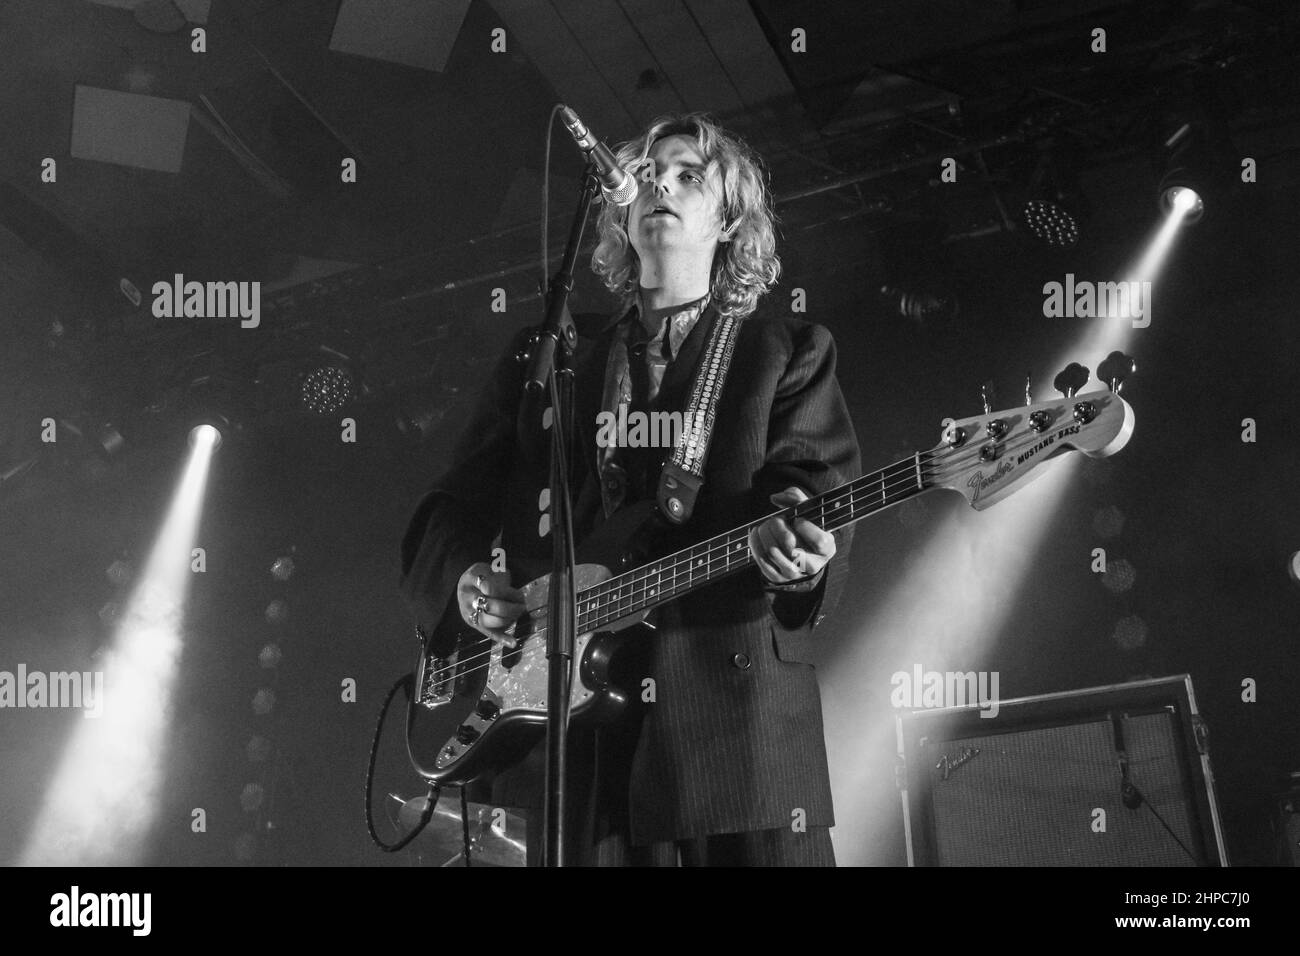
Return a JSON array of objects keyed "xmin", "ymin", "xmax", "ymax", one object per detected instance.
[{"xmin": 364, "ymin": 672, "xmax": 441, "ymax": 853}]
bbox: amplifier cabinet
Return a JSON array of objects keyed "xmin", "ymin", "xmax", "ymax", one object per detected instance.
[{"xmin": 897, "ymin": 675, "xmax": 1228, "ymax": 866}]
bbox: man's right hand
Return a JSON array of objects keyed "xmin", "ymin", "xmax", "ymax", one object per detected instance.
[{"xmin": 457, "ymin": 562, "xmax": 527, "ymax": 646}]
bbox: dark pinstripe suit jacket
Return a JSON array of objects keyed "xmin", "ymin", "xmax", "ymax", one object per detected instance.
[{"xmin": 400, "ymin": 296, "xmax": 861, "ymax": 843}]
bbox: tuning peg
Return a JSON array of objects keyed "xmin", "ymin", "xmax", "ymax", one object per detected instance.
[
  {"xmin": 1024, "ymin": 373, "xmax": 1033, "ymax": 407},
  {"xmin": 1097, "ymin": 351, "xmax": 1137, "ymax": 394},
  {"xmin": 980, "ymin": 380, "xmax": 996, "ymax": 415},
  {"xmin": 1053, "ymin": 363, "xmax": 1090, "ymax": 398}
]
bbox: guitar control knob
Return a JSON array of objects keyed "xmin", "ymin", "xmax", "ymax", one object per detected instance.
[
  {"xmin": 980, "ymin": 443, "xmax": 999, "ymax": 462},
  {"xmin": 456, "ymin": 724, "xmax": 480, "ymax": 745},
  {"xmin": 1073, "ymin": 401, "xmax": 1096, "ymax": 424},
  {"xmin": 1029, "ymin": 410, "xmax": 1052, "ymax": 432},
  {"xmin": 985, "ymin": 419, "xmax": 1007, "ymax": 440},
  {"xmin": 475, "ymin": 698, "xmax": 500, "ymax": 720}
]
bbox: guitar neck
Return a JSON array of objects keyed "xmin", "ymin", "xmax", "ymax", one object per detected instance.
[{"xmin": 574, "ymin": 452, "xmax": 935, "ymax": 633}]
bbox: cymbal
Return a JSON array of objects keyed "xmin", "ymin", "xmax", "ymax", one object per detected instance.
[{"xmin": 387, "ymin": 790, "xmax": 526, "ymax": 867}]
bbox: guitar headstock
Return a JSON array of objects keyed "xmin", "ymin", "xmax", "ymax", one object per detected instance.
[{"xmin": 927, "ymin": 387, "xmax": 1134, "ymax": 511}]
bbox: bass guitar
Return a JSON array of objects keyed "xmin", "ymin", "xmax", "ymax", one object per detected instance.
[{"xmin": 406, "ymin": 382, "xmax": 1134, "ymax": 784}]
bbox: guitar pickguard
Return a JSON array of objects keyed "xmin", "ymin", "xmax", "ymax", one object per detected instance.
[{"xmin": 410, "ymin": 562, "xmax": 631, "ymax": 780}]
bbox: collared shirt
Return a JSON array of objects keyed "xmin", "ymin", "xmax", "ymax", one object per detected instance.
[{"xmin": 597, "ymin": 291, "xmax": 710, "ymax": 517}]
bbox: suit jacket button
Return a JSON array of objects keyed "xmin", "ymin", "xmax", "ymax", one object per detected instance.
[{"xmin": 731, "ymin": 653, "xmax": 751, "ymax": 670}]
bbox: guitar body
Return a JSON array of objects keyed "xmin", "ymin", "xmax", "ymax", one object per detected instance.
[{"xmin": 405, "ymin": 501, "xmax": 664, "ymax": 784}]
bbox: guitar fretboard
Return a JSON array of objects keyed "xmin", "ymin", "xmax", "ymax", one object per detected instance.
[{"xmin": 573, "ymin": 451, "xmax": 937, "ymax": 632}]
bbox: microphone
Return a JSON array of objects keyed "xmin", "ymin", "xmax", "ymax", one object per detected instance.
[{"xmin": 558, "ymin": 105, "xmax": 637, "ymax": 206}]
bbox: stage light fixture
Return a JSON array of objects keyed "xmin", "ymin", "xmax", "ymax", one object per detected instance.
[
  {"xmin": 1112, "ymin": 615, "xmax": 1148, "ymax": 651},
  {"xmin": 1161, "ymin": 183, "xmax": 1204, "ymax": 222},
  {"xmin": 1022, "ymin": 198, "xmax": 1080, "ymax": 247},
  {"xmin": 877, "ymin": 219, "xmax": 960, "ymax": 328},
  {"xmin": 95, "ymin": 423, "xmax": 126, "ymax": 457},
  {"xmin": 50, "ymin": 417, "xmax": 129, "ymax": 463},
  {"xmin": 270, "ymin": 555, "xmax": 296, "ymax": 581},
  {"xmin": 97, "ymin": 600, "xmax": 122, "ymax": 625},
  {"xmin": 188, "ymin": 422, "xmax": 223, "ymax": 450},
  {"xmin": 1021, "ymin": 147, "xmax": 1089, "ymax": 247},
  {"xmin": 240, "ymin": 783, "xmax": 265, "ymax": 813},
  {"xmin": 106, "ymin": 558, "xmax": 134, "ymax": 587},
  {"xmin": 300, "ymin": 364, "xmax": 355, "ymax": 414},
  {"xmin": 252, "ymin": 688, "xmax": 276, "ymax": 716},
  {"xmin": 180, "ymin": 354, "xmax": 247, "ymax": 449},
  {"xmin": 1101, "ymin": 558, "xmax": 1137, "ymax": 594},
  {"xmin": 183, "ymin": 390, "xmax": 236, "ymax": 450},
  {"xmin": 395, "ymin": 395, "xmax": 451, "ymax": 444},
  {"xmin": 879, "ymin": 285, "xmax": 959, "ymax": 326},
  {"xmin": 1155, "ymin": 116, "xmax": 1225, "ymax": 225},
  {"xmin": 265, "ymin": 599, "xmax": 289, "ymax": 624}
]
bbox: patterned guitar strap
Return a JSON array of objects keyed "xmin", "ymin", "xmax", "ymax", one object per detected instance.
[{"xmin": 655, "ymin": 309, "xmax": 743, "ymax": 525}]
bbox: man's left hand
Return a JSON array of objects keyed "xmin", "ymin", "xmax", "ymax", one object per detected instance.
[{"xmin": 749, "ymin": 486, "xmax": 835, "ymax": 590}]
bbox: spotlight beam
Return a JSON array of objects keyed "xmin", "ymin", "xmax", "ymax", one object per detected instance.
[
  {"xmin": 20, "ymin": 434, "xmax": 218, "ymax": 865},
  {"xmin": 823, "ymin": 194, "xmax": 1195, "ymax": 864}
]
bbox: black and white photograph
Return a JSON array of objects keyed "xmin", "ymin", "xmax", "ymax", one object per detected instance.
[{"xmin": 0, "ymin": 0, "xmax": 1297, "ymax": 931}]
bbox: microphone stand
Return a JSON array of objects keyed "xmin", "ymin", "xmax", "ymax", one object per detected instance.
[{"xmin": 523, "ymin": 161, "xmax": 600, "ymax": 867}]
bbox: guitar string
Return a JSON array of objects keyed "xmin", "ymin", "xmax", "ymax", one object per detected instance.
[
  {"xmin": 584, "ymin": 406, "xmax": 1091, "ymax": 614},
  {"xmin": 422, "ymin": 452, "xmax": 970, "ymax": 687},
  {"xmin": 575, "ymin": 420, "xmax": 1046, "ymax": 625},
  {"xmin": 422, "ymin": 454, "xmax": 941, "ymax": 685},
  {"xmin": 421, "ymin": 417, "xmax": 1087, "ymax": 688},
  {"xmin": 582, "ymin": 455, "xmax": 939, "ymax": 625},
  {"xmin": 420, "ymin": 427, "xmax": 1047, "ymax": 689},
  {"xmin": 418, "ymin": 470, "xmax": 933, "ymax": 693}
]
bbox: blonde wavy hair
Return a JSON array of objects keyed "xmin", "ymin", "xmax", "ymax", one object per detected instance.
[{"xmin": 590, "ymin": 112, "xmax": 781, "ymax": 321}]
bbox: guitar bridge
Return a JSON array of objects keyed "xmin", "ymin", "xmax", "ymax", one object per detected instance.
[{"xmin": 418, "ymin": 651, "xmax": 457, "ymax": 709}]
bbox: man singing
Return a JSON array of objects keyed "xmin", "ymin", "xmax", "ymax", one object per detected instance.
[{"xmin": 401, "ymin": 112, "xmax": 861, "ymax": 866}]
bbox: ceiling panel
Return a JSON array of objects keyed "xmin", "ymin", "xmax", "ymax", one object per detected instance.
[
  {"xmin": 328, "ymin": 0, "xmax": 472, "ymax": 73},
  {"xmin": 491, "ymin": 0, "xmax": 637, "ymax": 136},
  {"xmin": 621, "ymin": 0, "xmax": 746, "ymax": 115}
]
